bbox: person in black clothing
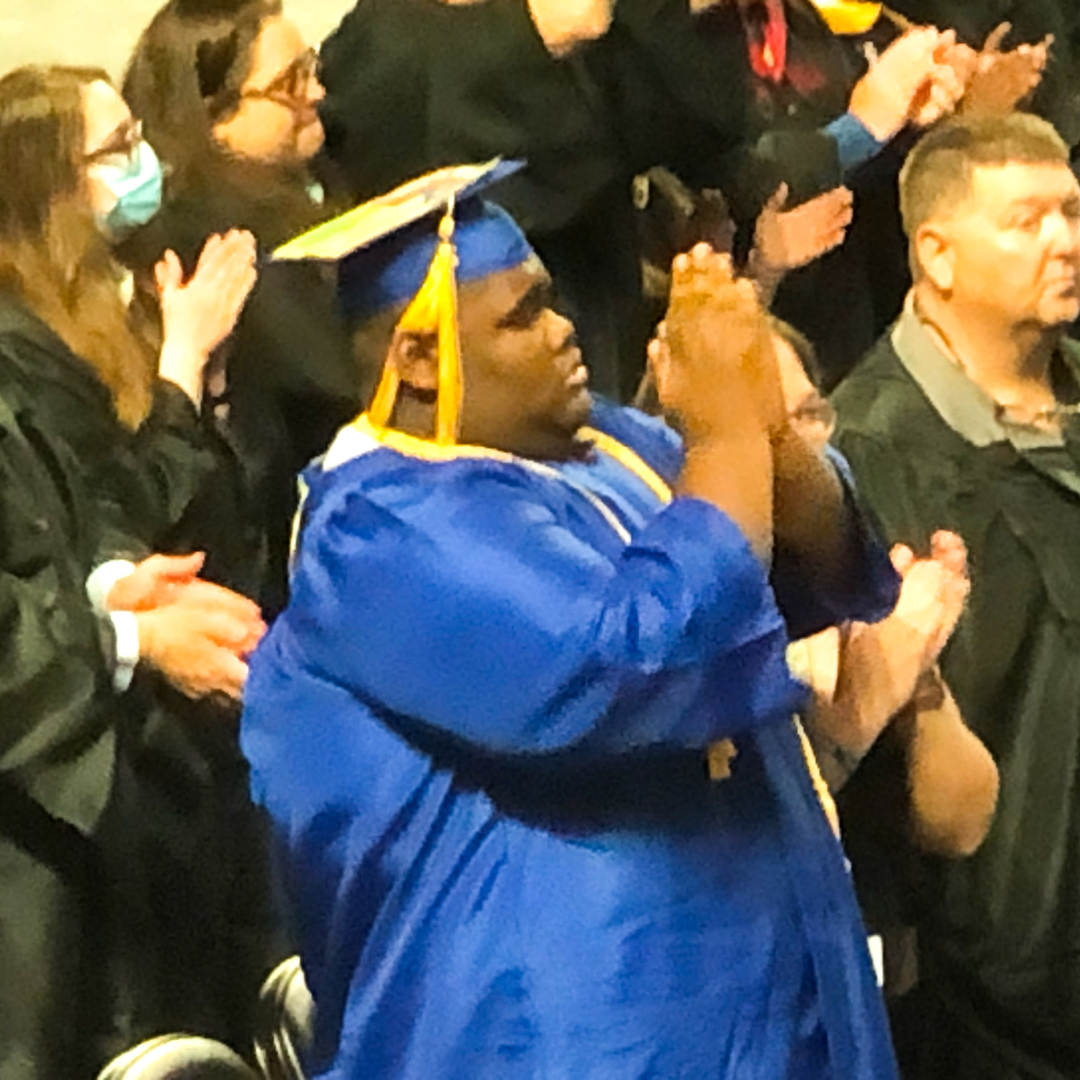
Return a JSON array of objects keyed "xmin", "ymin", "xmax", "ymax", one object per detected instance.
[
  {"xmin": 122, "ymin": 0, "xmax": 364, "ymax": 616},
  {"xmin": 0, "ymin": 64, "xmax": 276, "ymax": 1063},
  {"xmin": 317, "ymin": 0, "xmax": 638, "ymax": 396},
  {"xmin": 316, "ymin": 0, "xmax": 956, "ymax": 398},
  {"xmin": 0, "ymin": 382, "xmax": 266, "ymax": 1080},
  {"xmin": 833, "ymin": 112, "xmax": 1080, "ymax": 1080}
]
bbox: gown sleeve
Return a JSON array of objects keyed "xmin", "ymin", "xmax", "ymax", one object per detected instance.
[
  {"xmin": 280, "ymin": 461, "xmax": 805, "ymax": 761},
  {"xmin": 770, "ymin": 445, "xmax": 901, "ymax": 640},
  {"xmin": 0, "ymin": 395, "xmax": 116, "ymax": 834}
]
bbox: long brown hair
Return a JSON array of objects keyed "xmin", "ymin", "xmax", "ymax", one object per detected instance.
[
  {"xmin": 0, "ymin": 66, "xmax": 156, "ymax": 427},
  {"xmin": 123, "ymin": 0, "xmax": 325, "ymax": 246}
]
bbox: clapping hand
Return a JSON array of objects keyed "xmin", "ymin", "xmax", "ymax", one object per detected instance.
[
  {"xmin": 753, "ymin": 184, "xmax": 854, "ymax": 276},
  {"xmin": 958, "ymin": 23, "xmax": 1050, "ymax": 117},
  {"xmin": 155, "ymin": 229, "xmax": 258, "ymax": 406},
  {"xmin": 830, "ymin": 530, "xmax": 970, "ymax": 753},
  {"xmin": 136, "ymin": 591, "xmax": 265, "ymax": 702},
  {"xmin": 110, "ymin": 551, "xmax": 266, "ymax": 701},
  {"xmin": 653, "ymin": 244, "xmax": 784, "ymax": 441},
  {"xmin": 888, "ymin": 530, "xmax": 970, "ymax": 672},
  {"xmin": 849, "ymin": 27, "xmax": 963, "ymax": 141}
]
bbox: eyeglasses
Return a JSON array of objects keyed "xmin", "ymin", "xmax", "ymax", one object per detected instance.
[
  {"xmin": 240, "ymin": 47, "xmax": 319, "ymax": 110},
  {"xmin": 85, "ymin": 118, "xmax": 144, "ymax": 171},
  {"xmin": 790, "ymin": 396, "xmax": 837, "ymax": 433}
]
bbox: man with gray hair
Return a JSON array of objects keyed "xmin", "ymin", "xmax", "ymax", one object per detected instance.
[{"xmin": 833, "ymin": 112, "xmax": 1080, "ymax": 1079}]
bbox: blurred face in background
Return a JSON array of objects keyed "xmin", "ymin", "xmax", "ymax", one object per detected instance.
[{"xmin": 212, "ymin": 15, "xmax": 325, "ymax": 165}]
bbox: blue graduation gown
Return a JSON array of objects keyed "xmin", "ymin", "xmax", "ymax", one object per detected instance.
[{"xmin": 241, "ymin": 402, "xmax": 900, "ymax": 1079}]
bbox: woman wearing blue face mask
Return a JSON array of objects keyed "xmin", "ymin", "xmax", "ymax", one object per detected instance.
[{"xmin": 0, "ymin": 65, "xmax": 279, "ymax": 1066}]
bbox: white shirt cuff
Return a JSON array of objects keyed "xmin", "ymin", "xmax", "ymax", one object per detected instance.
[
  {"xmin": 86, "ymin": 559, "xmax": 138, "ymax": 616},
  {"xmin": 109, "ymin": 610, "xmax": 140, "ymax": 692}
]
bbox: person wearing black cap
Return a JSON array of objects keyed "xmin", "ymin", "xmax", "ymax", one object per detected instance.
[{"xmin": 241, "ymin": 162, "xmax": 903, "ymax": 1079}]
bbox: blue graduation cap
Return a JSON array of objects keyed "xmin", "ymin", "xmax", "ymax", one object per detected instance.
[{"xmin": 272, "ymin": 160, "xmax": 532, "ymax": 445}]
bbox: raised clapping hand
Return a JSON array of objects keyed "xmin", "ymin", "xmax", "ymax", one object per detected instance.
[
  {"xmin": 155, "ymin": 229, "xmax": 258, "ymax": 407},
  {"xmin": 753, "ymin": 183, "xmax": 855, "ymax": 276},
  {"xmin": 849, "ymin": 27, "xmax": 964, "ymax": 141},
  {"xmin": 957, "ymin": 23, "xmax": 1050, "ymax": 117},
  {"xmin": 651, "ymin": 243, "xmax": 785, "ymax": 441}
]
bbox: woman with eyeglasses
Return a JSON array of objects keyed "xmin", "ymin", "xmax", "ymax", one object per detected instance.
[
  {"xmin": 121, "ymin": 0, "xmax": 363, "ymax": 620},
  {"xmin": 0, "ymin": 63, "xmax": 277, "ymax": 1070}
]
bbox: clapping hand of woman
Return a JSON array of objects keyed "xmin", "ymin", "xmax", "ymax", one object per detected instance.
[
  {"xmin": 107, "ymin": 550, "xmax": 266, "ymax": 700},
  {"xmin": 155, "ymin": 229, "xmax": 258, "ymax": 408}
]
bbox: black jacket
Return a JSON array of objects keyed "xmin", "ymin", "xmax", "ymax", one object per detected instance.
[
  {"xmin": 0, "ymin": 290, "xmax": 280, "ymax": 1064},
  {"xmin": 0, "ymin": 323, "xmax": 124, "ymax": 1077},
  {"xmin": 833, "ymin": 332, "xmax": 1080, "ymax": 1079}
]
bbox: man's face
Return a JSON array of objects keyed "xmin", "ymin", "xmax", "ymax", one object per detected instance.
[
  {"xmin": 937, "ymin": 162, "xmax": 1080, "ymax": 328},
  {"xmin": 455, "ymin": 259, "xmax": 591, "ymax": 459}
]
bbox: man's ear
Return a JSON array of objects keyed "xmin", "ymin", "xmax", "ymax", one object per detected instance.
[
  {"xmin": 914, "ymin": 223, "xmax": 955, "ymax": 293},
  {"xmin": 388, "ymin": 328, "xmax": 439, "ymax": 391}
]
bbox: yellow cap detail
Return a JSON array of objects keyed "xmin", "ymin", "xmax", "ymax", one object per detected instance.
[
  {"xmin": 367, "ymin": 202, "xmax": 463, "ymax": 445},
  {"xmin": 809, "ymin": 0, "xmax": 882, "ymax": 35}
]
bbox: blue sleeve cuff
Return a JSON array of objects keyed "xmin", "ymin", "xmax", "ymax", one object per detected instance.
[{"xmin": 825, "ymin": 112, "xmax": 886, "ymax": 176}]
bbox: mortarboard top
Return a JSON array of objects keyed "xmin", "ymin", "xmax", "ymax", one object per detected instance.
[
  {"xmin": 273, "ymin": 159, "xmax": 532, "ymax": 445},
  {"xmin": 272, "ymin": 158, "xmax": 524, "ymax": 263}
]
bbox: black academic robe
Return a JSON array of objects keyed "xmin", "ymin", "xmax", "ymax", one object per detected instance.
[
  {"xmin": 0, "ymin": 291, "xmax": 280, "ymax": 1062},
  {"xmin": 832, "ymin": 334, "xmax": 1080, "ymax": 1080},
  {"xmin": 0, "ymin": 371, "xmax": 122, "ymax": 1080}
]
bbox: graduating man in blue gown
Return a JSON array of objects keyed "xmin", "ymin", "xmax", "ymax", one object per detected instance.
[{"xmin": 241, "ymin": 163, "xmax": 902, "ymax": 1079}]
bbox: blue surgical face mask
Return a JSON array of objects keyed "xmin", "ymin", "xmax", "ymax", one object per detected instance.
[{"xmin": 93, "ymin": 139, "xmax": 164, "ymax": 239}]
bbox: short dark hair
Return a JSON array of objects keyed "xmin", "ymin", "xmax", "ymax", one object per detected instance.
[{"xmin": 899, "ymin": 113, "xmax": 1070, "ymax": 236}]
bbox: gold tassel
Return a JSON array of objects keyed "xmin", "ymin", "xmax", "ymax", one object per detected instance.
[{"xmin": 368, "ymin": 201, "xmax": 463, "ymax": 444}]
